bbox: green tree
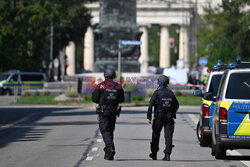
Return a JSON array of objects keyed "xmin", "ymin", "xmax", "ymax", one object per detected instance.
[
  {"xmin": 198, "ymin": 0, "xmax": 250, "ymax": 67},
  {"xmin": 148, "ymin": 25, "xmax": 160, "ymax": 66},
  {"xmin": 0, "ymin": 0, "xmax": 93, "ymax": 72}
]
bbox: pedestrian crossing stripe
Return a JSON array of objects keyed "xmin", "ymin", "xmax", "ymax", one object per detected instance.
[{"xmin": 234, "ymin": 111, "xmax": 250, "ymax": 136}]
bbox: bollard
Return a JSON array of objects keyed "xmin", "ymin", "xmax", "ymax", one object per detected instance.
[
  {"xmin": 124, "ymin": 89, "xmax": 131, "ymax": 103},
  {"xmin": 77, "ymin": 78, "xmax": 82, "ymax": 94},
  {"xmin": 14, "ymin": 86, "xmax": 18, "ymax": 103},
  {"xmin": 77, "ymin": 78, "xmax": 83, "ymax": 102}
]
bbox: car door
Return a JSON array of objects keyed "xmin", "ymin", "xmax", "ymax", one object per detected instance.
[{"xmin": 225, "ymin": 72, "xmax": 250, "ymax": 138}]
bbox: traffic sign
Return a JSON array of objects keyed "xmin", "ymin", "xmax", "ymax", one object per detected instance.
[
  {"xmin": 120, "ymin": 40, "xmax": 142, "ymax": 46},
  {"xmin": 199, "ymin": 57, "xmax": 207, "ymax": 66},
  {"xmin": 117, "ymin": 40, "xmax": 142, "ymax": 82}
]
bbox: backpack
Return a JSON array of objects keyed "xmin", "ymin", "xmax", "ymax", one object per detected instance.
[{"xmin": 158, "ymin": 89, "xmax": 173, "ymax": 112}]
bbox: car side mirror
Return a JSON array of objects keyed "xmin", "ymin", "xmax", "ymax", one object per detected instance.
[
  {"xmin": 203, "ymin": 92, "xmax": 215, "ymax": 101},
  {"xmin": 193, "ymin": 89, "xmax": 203, "ymax": 97}
]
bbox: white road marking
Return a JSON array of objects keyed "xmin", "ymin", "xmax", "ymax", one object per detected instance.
[
  {"xmin": 0, "ymin": 114, "xmax": 34, "ymax": 131},
  {"xmin": 92, "ymin": 147, "xmax": 98, "ymax": 151},
  {"xmin": 188, "ymin": 114, "xmax": 199, "ymax": 124},
  {"xmin": 188, "ymin": 114, "xmax": 250, "ymax": 167},
  {"xmin": 86, "ymin": 156, "xmax": 93, "ymax": 161},
  {"xmin": 97, "ymin": 139, "xmax": 102, "ymax": 142},
  {"xmin": 227, "ymin": 150, "xmax": 250, "ymax": 167}
]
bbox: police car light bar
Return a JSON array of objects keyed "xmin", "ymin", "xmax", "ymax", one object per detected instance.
[
  {"xmin": 236, "ymin": 56, "xmax": 241, "ymax": 64},
  {"xmin": 211, "ymin": 60, "xmax": 228, "ymax": 71},
  {"xmin": 227, "ymin": 62, "xmax": 237, "ymax": 69},
  {"xmin": 227, "ymin": 56, "xmax": 250, "ymax": 69},
  {"xmin": 212, "ymin": 64, "xmax": 227, "ymax": 71},
  {"xmin": 236, "ymin": 62, "xmax": 250, "ymax": 68}
]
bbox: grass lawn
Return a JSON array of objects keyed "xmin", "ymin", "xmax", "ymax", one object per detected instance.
[
  {"xmin": 132, "ymin": 96, "xmax": 201, "ymax": 106},
  {"xmin": 17, "ymin": 95, "xmax": 202, "ymax": 106},
  {"xmin": 17, "ymin": 96, "xmax": 58, "ymax": 105},
  {"xmin": 176, "ymin": 96, "xmax": 201, "ymax": 106}
]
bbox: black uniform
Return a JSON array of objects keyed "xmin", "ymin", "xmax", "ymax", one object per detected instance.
[
  {"xmin": 147, "ymin": 86, "xmax": 179, "ymax": 159},
  {"xmin": 92, "ymin": 79, "xmax": 124, "ymax": 159}
]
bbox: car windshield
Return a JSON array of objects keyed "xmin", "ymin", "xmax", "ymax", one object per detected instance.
[
  {"xmin": 226, "ymin": 72, "xmax": 250, "ymax": 99},
  {"xmin": 208, "ymin": 74, "xmax": 222, "ymax": 96},
  {"xmin": 0, "ymin": 73, "xmax": 10, "ymax": 80}
]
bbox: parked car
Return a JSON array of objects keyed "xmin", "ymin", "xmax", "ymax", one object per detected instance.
[
  {"xmin": 210, "ymin": 60, "xmax": 250, "ymax": 159},
  {"xmin": 0, "ymin": 71, "xmax": 48, "ymax": 95},
  {"xmin": 194, "ymin": 62, "xmax": 227, "ymax": 146}
]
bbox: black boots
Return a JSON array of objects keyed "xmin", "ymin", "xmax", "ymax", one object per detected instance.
[
  {"xmin": 150, "ymin": 153, "xmax": 170, "ymax": 161},
  {"xmin": 149, "ymin": 153, "xmax": 157, "ymax": 160},
  {"xmin": 162, "ymin": 154, "xmax": 170, "ymax": 161},
  {"xmin": 104, "ymin": 149, "xmax": 116, "ymax": 160}
]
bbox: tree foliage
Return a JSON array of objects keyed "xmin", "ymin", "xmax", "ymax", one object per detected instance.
[
  {"xmin": 0, "ymin": 0, "xmax": 93, "ymax": 72},
  {"xmin": 148, "ymin": 25, "xmax": 160, "ymax": 66},
  {"xmin": 198, "ymin": 0, "xmax": 250, "ymax": 66}
]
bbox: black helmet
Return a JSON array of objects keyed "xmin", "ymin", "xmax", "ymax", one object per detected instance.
[
  {"xmin": 104, "ymin": 68, "xmax": 116, "ymax": 79},
  {"xmin": 157, "ymin": 75, "xmax": 169, "ymax": 86}
]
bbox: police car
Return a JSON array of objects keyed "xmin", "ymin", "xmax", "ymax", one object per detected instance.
[
  {"xmin": 209, "ymin": 60, "xmax": 250, "ymax": 159},
  {"xmin": 194, "ymin": 62, "xmax": 227, "ymax": 146},
  {"xmin": 0, "ymin": 71, "xmax": 47, "ymax": 95}
]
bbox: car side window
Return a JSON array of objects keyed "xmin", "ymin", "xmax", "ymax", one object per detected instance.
[
  {"xmin": 217, "ymin": 71, "xmax": 228, "ymax": 100},
  {"xmin": 21, "ymin": 74, "xmax": 44, "ymax": 81},
  {"xmin": 208, "ymin": 74, "xmax": 222, "ymax": 96},
  {"xmin": 225, "ymin": 73, "xmax": 250, "ymax": 99},
  {"xmin": 10, "ymin": 74, "xmax": 18, "ymax": 82}
]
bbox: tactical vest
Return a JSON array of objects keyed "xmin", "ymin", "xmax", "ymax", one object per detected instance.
[
  {"xmin": 158, "ymin": 89, "xmax": 173, "ymax": 112},
  {"xmin": 103, "ymin": 81, "xmax": 119, "ymax": 104}
]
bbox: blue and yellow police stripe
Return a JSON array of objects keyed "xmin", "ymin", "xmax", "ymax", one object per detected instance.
[{"xmin": 218, "ymin": 101, "xmax": 250, "ymax": 138}]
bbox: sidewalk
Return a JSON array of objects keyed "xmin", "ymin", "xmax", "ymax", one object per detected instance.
[{"xmin": 0, "ymin": 96, "xmax": 17, "ymax": 106}]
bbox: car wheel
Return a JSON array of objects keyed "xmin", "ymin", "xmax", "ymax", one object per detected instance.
[
  {"xmin": 196, "ymin": 121, "xmax": 201, "ymax": 142},
  {"xmin": 198, "ymin": 121, "xmax": 210, "ymax": 147},
  {"xmin": 215, "ymin": 141, "xmax": 226, "ymax": 159}
]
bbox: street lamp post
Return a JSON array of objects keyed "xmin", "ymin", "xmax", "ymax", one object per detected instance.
[
  {"xmin": 194, "ymin": 0, "xmax": 199, "ymax": 71},
  {"xmin": 50, "ymin": 21, "xmax": 54, "ymax": 81},
  {"xmin": 118, "ymin": 40, "xmax": 121, "ymax": 82}
]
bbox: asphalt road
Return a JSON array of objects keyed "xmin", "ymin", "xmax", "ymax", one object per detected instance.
[{"xmin": 0, "ymin": 106, "xmax": 250, "ymax": 167}]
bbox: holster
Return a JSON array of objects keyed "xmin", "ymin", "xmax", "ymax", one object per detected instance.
[
  {"xmin": 96, "ymin": 106, "xmax": 103, "ymax": 115},
  {"xmin": 96, "ymin": 105, "xmax": 122, "ymax": 117},
  {"xmin": 117, "ymin": 106, "xmax": 121, "ymax": 117},
  {"xmin": 96, "ymin": 105, "xmax": 121, "ymax": 117}
]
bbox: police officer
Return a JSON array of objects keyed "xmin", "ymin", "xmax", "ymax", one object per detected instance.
[
  {"xmin": 147, "ymin": 75, "xmax": 179, "ymax": 161},
  {"xmin": 92, "ymin": 68, "xmax": 124, "ymax": 160}
]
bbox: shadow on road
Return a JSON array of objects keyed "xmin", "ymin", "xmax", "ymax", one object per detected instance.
[
  {"xmin": 115, "ymin": 159, "xmax": 152, "ymax": 161},
  {"xmin": 0, "ymin": 107, "xmax": 199, "ymax": 151},
  {"xmin": 0, "ymin": 107, "xmax": 77, "ymax": 149},
  {"xmin": 225, "ymin": 155, "xmax": 250, "ymax": 161},
  {"xmin": 114, "ymin": 159, "xmax": 216, "ymax": 162}
]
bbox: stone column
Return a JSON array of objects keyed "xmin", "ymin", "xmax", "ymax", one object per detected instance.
[
  {"xmin": 139, "ymin": 26, "xmax": 149, "ymax": 73},
  {"xmin": 84, "ymin": 27, "xmax": 94, "ymax": 71},
  {"xmin": 66, "ymin": 41, "xmax": 76, "ymax": 75},
  {"xmin": 179, "ymin": 26, "xmax": 189, "ymax": 68},
  {"xmin": 160, "ymin": 25, "xmax": 170, "ymax": 68}
]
